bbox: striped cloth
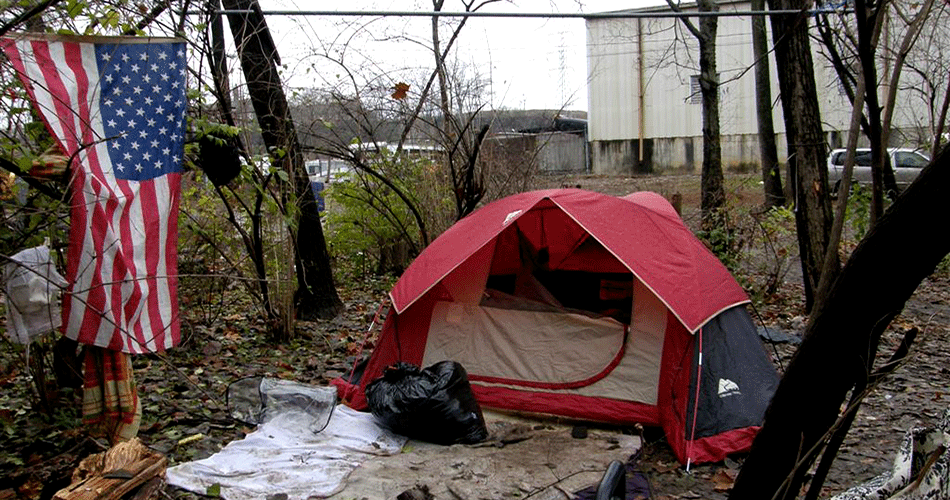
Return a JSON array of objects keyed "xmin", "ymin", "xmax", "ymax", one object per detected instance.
[{"xmin": 82, "ymin": 346, "xmax": 141, "ymax": 443}]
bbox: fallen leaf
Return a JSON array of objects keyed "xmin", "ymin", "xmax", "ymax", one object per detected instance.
[
  {"xmin": 391, "ymin": 82, "xmax": 410, "ymax": 100},
  {"xmin": 711, "ymin": 468, "xmax": 737, "ymax": 491},
  {"xmin": 178, "ymin": 433, "xmax": 205, "ymax": 446},
  {"xmin": 206, "ymin": 483, "xmax": 221, "ymax": 497}
]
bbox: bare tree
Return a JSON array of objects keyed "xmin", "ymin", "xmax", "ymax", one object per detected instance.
[
  {"xmin": 751, "ymin": 0, "xmax": 785, "ymax": 207},
  {"xmin": 730, "ymin": 144, "xmax": 950, "ymax": 500},
  {"xmin": 220, "ymin": 0, "xmax": 343, "ymax": 324},
  {"xmin": 764, "ymin": 0, "xmax": 838, "ymax": 314},
  {"xmin": 815, "ymin": 0, "xmax": 941, "ymax": 223},
  {"xmin": 665, "ymin": 0, "xmax": 726, "ymax": 227}
]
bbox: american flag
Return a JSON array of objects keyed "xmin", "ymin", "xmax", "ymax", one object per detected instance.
[{"xmin": 2, "ymin": 35, "xmax": 185, "ymax": 353}]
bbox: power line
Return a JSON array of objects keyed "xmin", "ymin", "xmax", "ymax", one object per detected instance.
[{"xmin": 208, "ymin": 9, "xmax": 848, "ymax": 19}]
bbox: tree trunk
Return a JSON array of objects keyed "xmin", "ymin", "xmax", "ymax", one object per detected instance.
[
  {"xmin": 751, "ymin": 0, "xmax": 784, "ymax": 207},
  {"xmin": 698, "ymin": 0, "xmax": 726, "ymax": 227},
  {"xmin": 730, "ymin": 144, "xmax": 950, "ymax": 500},
  {"xmin": 854, "ymin": 0, "xmax": 892, "ymax": 223},
  {"xmin": 766, "ymin": 0, "xmax": 837, "ymax": 313},
  {"xmin": 221, "ymin": 0, "xmax": 342, "ymax": 322}
]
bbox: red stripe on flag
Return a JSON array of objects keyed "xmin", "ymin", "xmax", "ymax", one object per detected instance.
[
  {"xmin": 142, "ymin": 180, "xmax": 163, "ymax": 351},
  {"xmin": 162, "ymin": 174, "xmax": 182, "ymax": 350}
]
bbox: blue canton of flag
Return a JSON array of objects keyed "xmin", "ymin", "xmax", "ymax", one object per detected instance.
[{"xmin": 97, "ymin": 43, "xmax": 186, "ymax": 181}]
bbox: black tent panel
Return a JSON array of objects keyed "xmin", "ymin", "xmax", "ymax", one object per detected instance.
[{"xmin": 685, "ymin": 306, "xmax": 780, "ymax": 439}]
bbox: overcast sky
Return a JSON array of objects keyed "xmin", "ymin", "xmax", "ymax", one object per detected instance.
[{"xmin": 254, "ymin": 1, "xmax": 663, "ymax": 112}]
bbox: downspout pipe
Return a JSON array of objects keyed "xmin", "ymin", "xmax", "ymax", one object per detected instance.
[{"xmin": 638, "ymin": 18, "xmax": 645, "ymax": 170}]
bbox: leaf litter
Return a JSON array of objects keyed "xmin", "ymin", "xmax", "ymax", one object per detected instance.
[{"xmin": 1, "ymin": 175, "xmax": 948, "ymax": 499}]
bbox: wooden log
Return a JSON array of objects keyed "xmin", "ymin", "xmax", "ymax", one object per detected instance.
[{"xmin": 54, "ymin": 439, "xmax": 166, "ymax": 500}]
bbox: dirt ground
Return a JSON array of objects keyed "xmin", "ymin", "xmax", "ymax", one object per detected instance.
[{"xmin": 1, "ymin": 173, "xmax": 948, "ymax": 500}]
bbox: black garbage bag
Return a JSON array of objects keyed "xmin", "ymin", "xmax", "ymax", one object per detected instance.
[{"xmin": 365, "ymin": 360, "xmax": 488, "ymax": 445}]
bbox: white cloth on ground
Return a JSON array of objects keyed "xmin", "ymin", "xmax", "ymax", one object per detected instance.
[{"xmin": 166, "ymin": 403, "xmax": 407, "ymax": 500}]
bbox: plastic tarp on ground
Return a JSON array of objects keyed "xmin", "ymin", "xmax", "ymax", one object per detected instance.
[{"xmin": 165, "ymin": 380, "xmax": 406, "ymax": 500}]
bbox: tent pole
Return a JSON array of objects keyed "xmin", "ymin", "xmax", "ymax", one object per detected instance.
[
  {"xmin": 345, "ymin": 298, "xmax": 389, "ymax": 387},
  {"xmin": 686, "ymin": 328, "xmax": 704, "ymax": 472}
]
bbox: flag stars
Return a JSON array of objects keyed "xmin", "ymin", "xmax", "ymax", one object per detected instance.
[
  {"xmin": 97, "ymin": 44, "xmax": 186, "ymax": 180},
  {"xmin": 101, "ymin": 52, "xmax": 112, "ymax": 61}
]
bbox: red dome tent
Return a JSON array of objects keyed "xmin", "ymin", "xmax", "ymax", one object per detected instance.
[{"xmin": 334, "ymin": 189, "xmax": 778, "ymax": 465}]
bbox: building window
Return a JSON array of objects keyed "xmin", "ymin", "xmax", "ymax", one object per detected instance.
[
  {"xmin": 690, "ymin": 75, "xmax": 703, "ymax": 104},
  {"xmin": 689, "ymin": 74, "xmax": 720, "ymax": 104}
]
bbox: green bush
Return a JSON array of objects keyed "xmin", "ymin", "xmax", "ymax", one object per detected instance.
[{"xmin": 323, "ymin": 148, "xmax": 452, "ymax": 281}]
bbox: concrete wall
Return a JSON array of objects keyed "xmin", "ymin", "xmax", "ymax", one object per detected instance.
[
  {"xmin": 485, "ymin": 132, "xmax": 588, "ymax": 175},
  {"xmin": 535, "ymin": 132, "xmax": 588, "ymax": 173},
  {"xmin": 592, "ymin": 133, "xmax": 794, "ymax": 175}
]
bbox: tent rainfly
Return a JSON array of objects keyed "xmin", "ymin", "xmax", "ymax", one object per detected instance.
[{"xmin": 333, "ymin": 189, "xmax": 779, "ymax": 465}]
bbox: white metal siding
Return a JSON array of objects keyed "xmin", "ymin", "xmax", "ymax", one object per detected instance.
[{"xmin": 586, "ymin": 0, "xmax": 943, "ymax": 173}]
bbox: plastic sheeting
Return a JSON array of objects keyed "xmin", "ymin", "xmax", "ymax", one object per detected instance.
[
  {"xmin": 3, "ymin": 245, "xmax": 67, "ymax": 346},
  {"xmin": 166, "ymin": 382, "xmax": 406, "ymax": 500}
]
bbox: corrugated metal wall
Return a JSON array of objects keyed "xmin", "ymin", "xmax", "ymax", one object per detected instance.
[{"xmin": 585, "ymin": 0, "xmax": 940, "ymax": 175}]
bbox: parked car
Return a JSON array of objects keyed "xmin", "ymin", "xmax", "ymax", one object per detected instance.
[{"xmin": 827, "ymin": 147, "xmax": 930, "ymax": 194}]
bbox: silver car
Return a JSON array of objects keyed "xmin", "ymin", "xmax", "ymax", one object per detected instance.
[{"xmin": 827, "ymin": 147, "xmax": 930, "ymax": 194}]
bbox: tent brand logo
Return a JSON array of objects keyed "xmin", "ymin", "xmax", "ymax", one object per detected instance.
[
  {"xmin": 718, "ymin": 378, "xmax": 741, "ymax": 398},
  {"xmin": 503, "ymin": 210, "xmax": 522, "ymax": 225}
]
